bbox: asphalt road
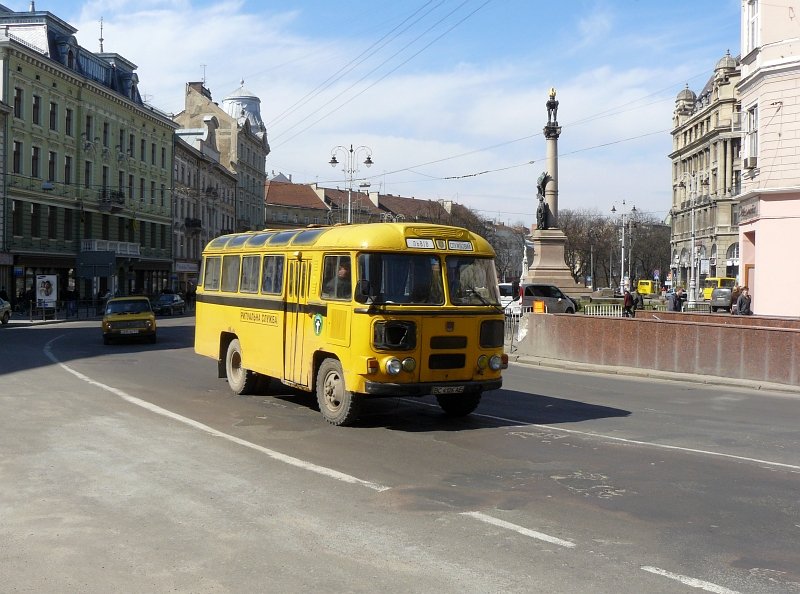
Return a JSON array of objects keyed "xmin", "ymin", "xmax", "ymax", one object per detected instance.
[{"xmin": 1, "ymin": 317, "xmax": 798, "ymax": 593}]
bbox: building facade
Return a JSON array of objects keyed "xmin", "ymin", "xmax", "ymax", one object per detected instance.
[
  {"xmin": 173, "ymin": 118, "xmax": 236, "ymax": 291},
  {"xmin": 669, "ymin": 52, "xmax": 742, "ymax": 301},
  {"xmin": 174, "ymin": 82, "xmax": 269, "ymax": 232},
  {"xmin": 736, "ymin": 0, "xmax": 800, "ymax": 316},
  {"xmin": 0, "ymin": 5, "xmax": 176, "ymax": 304}
]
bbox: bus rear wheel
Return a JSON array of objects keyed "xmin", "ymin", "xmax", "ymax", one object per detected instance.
[
  {"xmin": 226, "ymin": 338, "xmax": 259, "ymax": 395},
  {"xmin": 436, "ymin": 392, "xmax": 481, "ymax": 417},
  {"xmin": 316, "ymin": 359, "xmax": 361, "ymax": 426}
]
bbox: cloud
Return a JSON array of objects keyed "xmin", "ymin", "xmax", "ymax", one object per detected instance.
[{"xmin": 57, "ymin": 0, "xmax": 737, "ymax": 228}]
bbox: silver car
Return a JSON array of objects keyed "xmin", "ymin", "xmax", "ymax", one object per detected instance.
[
  {"xmin": 0, "ymin": 298, "xmax": 11, "ymax": 324},
  {"xmin": 519, "ymin": 283, "xmax": 578, "ymax": 314}
]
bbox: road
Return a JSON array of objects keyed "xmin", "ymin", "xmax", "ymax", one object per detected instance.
[{"xmin": 1, "ymin": 317, "xmax": 798, "ymax": 593}]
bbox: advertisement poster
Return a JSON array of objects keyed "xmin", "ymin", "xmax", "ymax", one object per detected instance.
[{"xmin": 36, "ymin": 274, "xmax": 58, "ymax": 309}]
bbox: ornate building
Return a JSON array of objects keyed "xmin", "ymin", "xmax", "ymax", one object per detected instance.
[
  {"xmin": 173, "ymin": 117, "xmax": 236, "ymax": 291},
  {"xmin": 0, "ymin": 4, "xmax": 176, "ymax": 302},
  {"xmin": 669, "ymin": 52, "xmax": 742, "ymax": 297},
  {"xmin": 736, "ymin": 0, "xmax": 800, "ymax": 316},
  {"xmin": 174, "ymin": 82, "xmax": 269, "ymax": 231}
]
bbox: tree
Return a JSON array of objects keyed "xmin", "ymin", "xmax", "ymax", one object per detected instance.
[{"xmin": 557, "ymin": 208, "xmax": 670, "ymax": 289}]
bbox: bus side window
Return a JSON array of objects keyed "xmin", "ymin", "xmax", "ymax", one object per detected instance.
[
  {"xmin": 261, "ymin": 255, "xmax": 284, "ymax": 295},
  {"xmin": 221, "ymin": 255, "xmax": 241, "ymax": 292},
  {"xmin": 321, "ymin": 255, "xmax": 351, "ymax": 300},
  {"xmin": 240, "ymin": 255, "xmax": 261, "ymax": 293},
  {"xmin": 203, "ymin": 257, "xmax": 221, "ymax": 291}
]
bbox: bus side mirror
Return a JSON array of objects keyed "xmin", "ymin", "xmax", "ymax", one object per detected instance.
[{"xmin": 355, "ymin": 279, "xmax": 373, "ymax": 304}]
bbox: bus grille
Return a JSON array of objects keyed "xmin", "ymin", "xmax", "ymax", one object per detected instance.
[
  {"xmin": 430, "ymin": 336, "xmax": 467, "ymax": 349},
  {"xmin": 429, "ymin": 354, "xmax": 466, "ymax": 369}
]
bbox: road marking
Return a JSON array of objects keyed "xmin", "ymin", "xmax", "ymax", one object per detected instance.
[
  {"xmin": 641, "ymin": 566, "xmax": 739, "ymax": 594},
  {"xmin": 460, "ymin": 511, "xmax": 575, "ymax": 548},
  {"xmin": 402, "ymin": 399, "xmax": 800, "ymax": 472},
  {"xmin": 44, "ymin": 339, "xmax": 390, "ymax": 493}
]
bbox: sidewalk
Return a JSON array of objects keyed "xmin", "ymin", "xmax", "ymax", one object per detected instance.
[
  {"xmin": 509, "ymin": 353, "xmax": 800, "ymax": 396},
  {"xmin": 2, "ymin": 313, "xmax": 95, "ymax": 328}
]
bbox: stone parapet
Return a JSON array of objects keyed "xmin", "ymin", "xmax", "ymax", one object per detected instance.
[{"xmin": 515, "ymin": 312, "xmax": 800, "ymax": 387}]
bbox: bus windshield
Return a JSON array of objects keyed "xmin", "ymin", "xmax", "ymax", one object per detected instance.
[
  {"xmin": 447, "ymin": 256, "xmax": 501, "ymax": 306},
  {"xmin": 357, "ymin": 253, "xmax": 447, "ymax": 304},
  {"xmin": 356, "ymin": 253, "xmax": 501, "ymax": 306}
]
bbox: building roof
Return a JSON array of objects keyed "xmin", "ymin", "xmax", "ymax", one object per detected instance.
[{"xmin": 265, "ymin": 182, "xmax": 329, "ymax": 211}]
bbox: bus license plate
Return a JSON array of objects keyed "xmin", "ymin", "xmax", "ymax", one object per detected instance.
[{"xmin": 432, "ymin": 385, "xmax": 464, "ymax": 394}]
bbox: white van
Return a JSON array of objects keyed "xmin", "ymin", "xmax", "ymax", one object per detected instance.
[{"xmin": 498, "ymin": 282, "xmax": 522, "ymax": 315}]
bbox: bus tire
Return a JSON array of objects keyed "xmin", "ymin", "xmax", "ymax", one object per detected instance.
[
  {"xmin": 226, "ymin": 338, "xmax": 258, "ymax": 395},
  {"xmin": 316, "ymin": 358, "xmax": 361, "ymax": 426},
  {"xmin": 436, "ymin": 392, "xmax": 481, "ymax": 417}
]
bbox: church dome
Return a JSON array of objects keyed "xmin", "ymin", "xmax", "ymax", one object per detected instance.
[
  {"xmin": 677, "ymin": 84, "xmax": 696, "ymax": 102},
  {"xmin": 222, "ymin": 79, "xmax": 266, "ymax": 135},
  {"xmin": 715, "ymin": 50, "xmax": 737, "ymax": 71}
]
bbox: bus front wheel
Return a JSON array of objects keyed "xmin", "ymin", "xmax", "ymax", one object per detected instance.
[
  {"xmin": 436, "ymin": 392, "xmax": 481, "ymax": 417},
  {"xmin": 226, "ymin": 338, "xmax": 259, "ymax": 395},
  {"xmin": 316, "ymin": 359, "xmax": 361, "ymax": 426}
]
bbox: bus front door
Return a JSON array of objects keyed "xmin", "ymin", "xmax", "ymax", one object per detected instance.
[{"xmin": 284, "ymin": 258, "xmax": 311, "ymax": 387}]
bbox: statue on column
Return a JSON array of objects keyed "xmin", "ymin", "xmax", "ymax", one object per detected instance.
[
  {"xmin": 546, "ymin": 87, "xmax": 559, "ymax": 125},
  {"xmin": 536, "ymin": 171, "xmax": 551, "ymax": 230}
]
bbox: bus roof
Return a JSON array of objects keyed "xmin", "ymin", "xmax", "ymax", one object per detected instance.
[{"xmin": 201, "ymin": 223, "xmax": 496, "ymax": 255}]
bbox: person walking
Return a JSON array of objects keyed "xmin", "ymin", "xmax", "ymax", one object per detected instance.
[
  {"xmin": 623, "ymin": 290, "xmax": 634, "ymax": 318},
  {"xmin": 735, "ymin": 287, "xmax": 753, "ymax": 315}
]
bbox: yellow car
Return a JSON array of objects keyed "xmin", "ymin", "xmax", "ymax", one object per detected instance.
[{"xmin": 102, "ymin": 296, "xmax": 157, "ymax": 344}]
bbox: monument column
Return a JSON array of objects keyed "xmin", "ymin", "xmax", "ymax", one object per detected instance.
[
  {"xmin": 544, "ymin": 88, "xmax": 561, "ymax": 224},
  {"xmin": 524, "ymin": 89, "xmax": 588, "ymax": 297}
]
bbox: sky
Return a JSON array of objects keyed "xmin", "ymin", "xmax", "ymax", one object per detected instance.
[{"xmin": 11, "ymin": 0, "xmax": 742, "ymax": 227}]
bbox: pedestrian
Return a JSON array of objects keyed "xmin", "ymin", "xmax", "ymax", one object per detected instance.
[
  {"xmin": 623, "ymin": 290, "xmax": 634, "ymax": 317},
  {"xmin": 632, "ymin": 288, "xmax": 644, "ymax": 312},
  {"xmin": 673, "ymin": 288, "xmax": 685, "ymax": 312},
  {"xmin": 735, "ymin": 286, "xmax": 753, "ymax": 315},
  {"xmin": 0, "ymin": 286, "xmax": 8, "ymax": 302}
]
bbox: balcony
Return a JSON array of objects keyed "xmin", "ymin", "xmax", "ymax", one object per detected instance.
[
  {"xmin": 81, "ymin": 239, "xmax": 141, "ymax": 257},
  {"xmin": 98, "ymin": 188, "xmax": 126, "ymax": 212},
  {"xmin": 184, "ymin": 217, "xmax": 203, "ymax": 233}
]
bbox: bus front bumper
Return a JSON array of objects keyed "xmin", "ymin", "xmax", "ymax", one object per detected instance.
[{"xmin": 363, "ymin": 378, "xmax": 502, "ymax": 397}]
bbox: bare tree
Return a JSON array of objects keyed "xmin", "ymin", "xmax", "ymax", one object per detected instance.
[{"xmin": 557, "ymin": 208, "xmax": 670, "ymax": 289}]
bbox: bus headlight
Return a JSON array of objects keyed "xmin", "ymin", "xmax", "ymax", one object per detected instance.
[
  {"xmin": 401, "ymin": 357, "xmax": 416, "ymax": 372},
  {"xmin": 386, "ymin": 358, "xmax": 402, "ymax": 375},
  {"xmin": 489, "ymin": 355, "xmax": 504, "ymax": 371},
  {"xmin": 477, "ymin": 355, "xmax": 488, "ymax": 370}
]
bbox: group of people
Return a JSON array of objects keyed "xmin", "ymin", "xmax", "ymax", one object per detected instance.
[{"xmin": 622, "ymin": 289, "xmax": 645, "ymax": 317}]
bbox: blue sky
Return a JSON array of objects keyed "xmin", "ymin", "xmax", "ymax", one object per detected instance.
[{"xmin": 12, "ymin": 1, "xmax": 742, "ymax": 227}]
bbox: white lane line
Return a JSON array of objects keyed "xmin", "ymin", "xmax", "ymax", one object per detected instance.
[
  {"xmin": 44, "ymin": 339, "xmax": 390, "ymax": 493},
  {"xmin": 641, "ymin": 566, "xmax": 739, "ymax": 594},
  {"xmin": 401, "ymin": 400, "xmax": 800, "ymax": 472},
  {"xmin": 460, "ymin": 511, "xmax": 576, "ymax": 548}
]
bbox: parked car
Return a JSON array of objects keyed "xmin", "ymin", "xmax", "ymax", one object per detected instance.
[
  {"xmin": 498, "ymin": 282, "xmax": 522, "ymax": 315},
  {"xmin": 102, "ymin": 296, "xmax": 157, "ymax": 344},
  {"xmin": 519, "ymin": 283, "xmax": 578, "ymax": 313},
  {"xmin": 710, "ymin": 286, "xmax": 741, "ymax": 313},
  {"xmin": 151, "ymin": 293, "xmax": 186, "ymax": 316},
  {"xmin": 0, "ymin": 297, "xmax": 11, "ymax": 324}
]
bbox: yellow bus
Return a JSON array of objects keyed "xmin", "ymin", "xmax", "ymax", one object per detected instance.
[
  {"xmin": 636, "ymin": 280, "xmax": 655, "ymax": 296},
  {"xmin": 701, "ymin": 276, "xmax": 736, "ymax": 300},
  {"xmin": 194, "ymin": 223, "xmax": 507, "ymax": 426}
]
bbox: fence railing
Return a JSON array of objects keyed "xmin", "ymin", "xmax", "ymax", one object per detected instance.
[{"xmin": 583, "ymin": 303, "xmax": 623, "ymax": 317}]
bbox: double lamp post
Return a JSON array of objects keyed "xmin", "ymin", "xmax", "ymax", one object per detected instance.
[{"xmin": 329, "ymin": 144, "xmax": 374, "ymax": 224}]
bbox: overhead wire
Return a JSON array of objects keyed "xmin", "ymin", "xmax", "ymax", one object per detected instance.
[
  {"xmin": 268, "ymin": 0, "xmax": 443, "ymax": 128},
  {"xmin": 271, "ymin": 0, "xmax": 492, "ymax": 147}
]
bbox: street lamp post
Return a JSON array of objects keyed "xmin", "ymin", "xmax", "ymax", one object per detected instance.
[
  {"xmin": 678, "ymin": 173, "xmax": 700, "ymax": 306},
  {"xmin": 611, "ymin": 200, "xmax": 636, "ymax": 296},
  {"xmin": 329, "ymin": 144, "xmax": 374, "ymax": 224}
]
